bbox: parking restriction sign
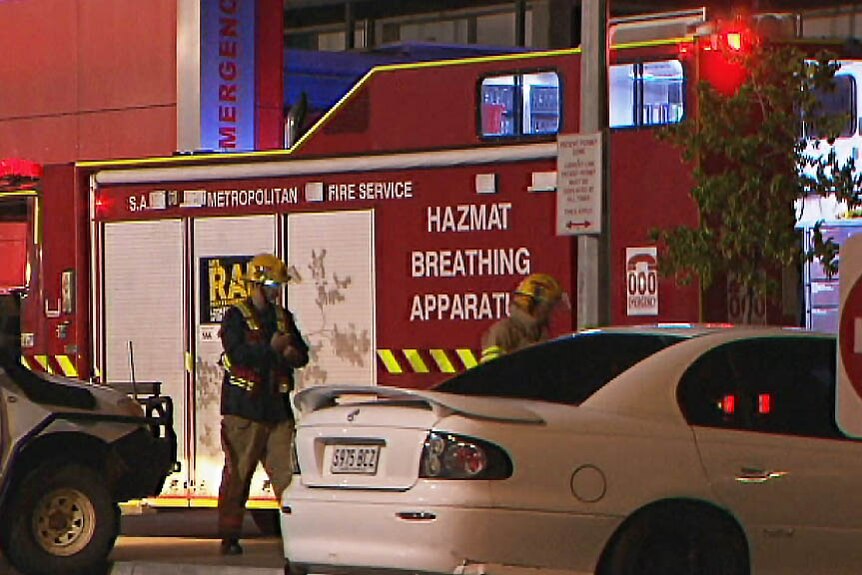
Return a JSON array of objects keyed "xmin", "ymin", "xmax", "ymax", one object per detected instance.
[
  {"xmin": 625, "ymin": 247, "xmax": 658, "ymax": 316},
  {"xmin": 556, "ymin": 132, "xmax": 602, "ymax": 236}
]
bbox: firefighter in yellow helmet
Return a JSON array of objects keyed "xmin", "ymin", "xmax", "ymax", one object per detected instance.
[
  {"xmin": 480, "ymin": 273, "xmax": 567, "ymax": 364},
  {"xmin": 217, "ymin": 253, "xmax": 308, "ymax": 556}
]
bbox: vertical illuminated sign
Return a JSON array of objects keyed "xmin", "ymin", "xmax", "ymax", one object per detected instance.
[{"xmin": 201, "ymin": 0, "xmax": 256, "ymax": 151}]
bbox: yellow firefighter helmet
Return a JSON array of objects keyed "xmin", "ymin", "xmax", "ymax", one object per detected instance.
[
  {"xmin": 513, "ymin": 273, "xmax": 564, "ymax": 306},
  {"xmin": 248, "ymin": 253, "xmax": 291, "ymax": 286}
]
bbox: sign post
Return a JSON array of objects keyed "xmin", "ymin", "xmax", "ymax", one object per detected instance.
[
  {"xmin": 576, "ymin": 0, "xmax": 610, "ymax": 330},
  {"xmin": 837, "ymin": 235, "xmax": 862, "ymax": 437}
]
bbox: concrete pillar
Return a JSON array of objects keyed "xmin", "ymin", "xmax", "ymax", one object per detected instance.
[{"xmin": 176, "ymin": 0, "xmax": 202, "ymax": 152}]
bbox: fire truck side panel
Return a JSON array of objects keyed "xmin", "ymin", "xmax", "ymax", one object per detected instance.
[
  {"xmin": 602, "ymin": 43, "xmax": 701, "ymax": 324},
  {"xmin": 92, "ymin": 154, "xmax": 574, "ymax": 392},
  {"xmin": 102, "ymin": 219, "xmax": 188, "ymax": 497},
  {"xmin": 23, "ymin": 164, "xmax": 91, "ymax": 379},
  {"xmin": 294, "ymin": 52, "xmax": 580, "ymax": 158},
  {"xmin": 610, "ymin": 130, "xmax": 700, "ymax": 324},
  {"xmin": 371, "ymin": 163, "xmax": 573, "ymax": 388},
  {"xmin": 192, "ymin": 214, "xmax": 277, "ymax": 501}
]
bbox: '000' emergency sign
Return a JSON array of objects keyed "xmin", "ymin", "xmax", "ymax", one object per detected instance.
[{"xmin": 626, "ymin": 247, "xmax": 658, "ymax": 316}]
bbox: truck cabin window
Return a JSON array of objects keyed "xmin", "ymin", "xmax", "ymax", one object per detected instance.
[
  {"xmin": 804, "ymin": 73, "xmax": 856, "ymax": 140},
  {"xmin": 610, "ymin": 60, "xmax": 685, "ymax": 128},
  {"xmin": 480, "ymin": 71, "xmax": 560, "ymax": 138},
  {"xmin": 0, "ymin": 196, "xmax": 35, "ymax": 293}
]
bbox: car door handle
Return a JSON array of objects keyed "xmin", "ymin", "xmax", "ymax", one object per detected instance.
[{"xmin": 735, "ymin": 467, "xmax": 788, "ymax": 484}]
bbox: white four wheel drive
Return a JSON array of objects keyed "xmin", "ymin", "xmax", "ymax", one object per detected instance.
[{"xmin": 0, "ymin": 359, "xmax": 177, "ymax": 575}]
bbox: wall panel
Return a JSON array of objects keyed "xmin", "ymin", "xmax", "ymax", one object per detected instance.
[
  {"xmin": 78, "ymin": 107, "xmax": 177, "ymax": 160},
  {"xmin": 0, "ymin": 0, "xmax": 178, "ymax": 163}
]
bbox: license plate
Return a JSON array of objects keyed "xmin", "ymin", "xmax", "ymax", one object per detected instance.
[{"xmin": 329, "ymin": 445, "xmax": 381, "ymax": 475}]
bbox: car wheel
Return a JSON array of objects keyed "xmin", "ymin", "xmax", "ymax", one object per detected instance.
[
  {"xmin": 251, "ymin": 508, "xmax": 282, "ymax": 536},
  {"xmin": 600, "ymin": 505, "xmax": 748, "ymax": 575},
  {"xmin": 4, "ymin": 463, "xmax": 117, "ymax": 575}
]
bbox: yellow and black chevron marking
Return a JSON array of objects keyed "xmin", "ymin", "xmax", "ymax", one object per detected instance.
[
  {"xmin": 377, "ymin": 348, "xmax": 478, "ymax": 374},
  {"xmin": 20, "ymin": 354, "xmax": 79, "ymax": 378}
]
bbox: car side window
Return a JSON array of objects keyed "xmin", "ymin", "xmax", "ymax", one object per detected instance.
[
  {"xmin": 436, "ymin": 333, "xmax": 681, "ymax": 404},
  {"xmin": 678, "ymin": 337, "xmax": 840, "ymax": 439}
]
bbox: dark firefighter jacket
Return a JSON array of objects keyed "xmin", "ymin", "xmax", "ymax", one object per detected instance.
[{"xmin": 219, "ymin": 298, "xmax": 309, "ymax": 422}]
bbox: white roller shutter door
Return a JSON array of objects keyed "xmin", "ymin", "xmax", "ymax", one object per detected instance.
[
  {"xmin": 287, "ymin": 210, "xmax": 376, "ymax": 388},
  {"xmin": 103, "ymin": 219, "xmax": 187, "ymax": 489},
  {"xmin": 192, "ymin": 215, "xmax": 276, "ymax": 499}
]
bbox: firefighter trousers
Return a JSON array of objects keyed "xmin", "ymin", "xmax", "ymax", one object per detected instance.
[{"xmin": 217, "ymin": 414, "xmax": 296, "ymax": 539}]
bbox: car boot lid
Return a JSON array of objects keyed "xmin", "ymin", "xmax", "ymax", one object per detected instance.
[{"xmin": 294, "ymin": 385, "xmax": 545, "ymax": 424}]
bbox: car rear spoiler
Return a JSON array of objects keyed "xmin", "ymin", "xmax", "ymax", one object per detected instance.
[{"xmin": 293, "ymin": 385, "xmax": 545, "ymax": 424}]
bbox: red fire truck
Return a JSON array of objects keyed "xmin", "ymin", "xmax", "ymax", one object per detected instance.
[{"xmin": 0, "ymin": 11, "xmax": 831, "ymax": 509}]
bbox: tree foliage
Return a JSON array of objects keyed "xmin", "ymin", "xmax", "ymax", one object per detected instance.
[{"xmin": 652, "ymin": 42, "xmax": 862, "ymax": 319}]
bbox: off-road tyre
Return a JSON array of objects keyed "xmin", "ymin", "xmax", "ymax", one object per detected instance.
[
  {"xmin": 4, "ymin": 463, "xmax": 117, "ymax": 575},
  {"xmin": 599, "ymin": 504, "xmax": 749, "ymax": 575}
]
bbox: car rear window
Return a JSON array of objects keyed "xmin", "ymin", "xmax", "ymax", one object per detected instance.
[{"xmin": 435, "ymin": 332, "xmax": 684, "ymax": 404}]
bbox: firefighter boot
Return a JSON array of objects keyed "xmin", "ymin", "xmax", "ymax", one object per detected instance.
[{"xmin": 220, "ymin": 538, "xmax": 243, "ymax": 555}]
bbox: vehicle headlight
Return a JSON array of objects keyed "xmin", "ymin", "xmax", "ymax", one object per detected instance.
[{"xmin": 419, "ymin": 432, "xmax": 512, "ymax": 480}]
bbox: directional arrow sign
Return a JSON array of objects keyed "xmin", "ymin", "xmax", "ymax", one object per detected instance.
[{"xmin": 556, "ymin": 132, "xmax": 602, "ymax": 236}]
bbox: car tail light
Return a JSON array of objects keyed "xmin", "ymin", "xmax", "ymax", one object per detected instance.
[
  {"xmin": 419, "ymin": 432, "xmax": 512, "ymax": 480},
  {"xmin": 721, "ymin": 394, "xmax": 736, "ymax": 415},
  {"xmin": 758, "ymin": 393, "xmax": 772, "ymax": 415}
]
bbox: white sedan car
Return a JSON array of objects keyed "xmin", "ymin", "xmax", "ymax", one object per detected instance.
[{"xmin": 282, "ymin": 326, "xmax": 855, "ymax": 575}]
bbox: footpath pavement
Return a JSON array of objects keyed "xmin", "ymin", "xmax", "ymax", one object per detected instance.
[
  {"xmin": 108, "ymin": 537, "xmax": 284, "ymax": 575},
  {"xmin": 108, "ymin": 508, "xmax": 285, "ymax": 575}
]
